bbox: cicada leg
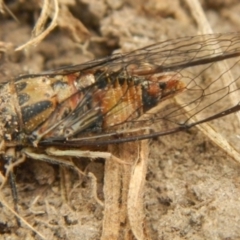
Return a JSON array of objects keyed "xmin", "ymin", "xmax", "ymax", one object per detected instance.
[
  {"xmin": 22, "ymin": 147, "xmax": 79, "ymax": 170},
  {"xmin": 0, "ymin": 147, "xmax": 26, "ymax": 191},
  {"xmin": 2, "ymin": 148, "xmax": 26, "ymax": 187},
  {"xmin": 45, "ymin": 147, "xmax": 130, "ymax": 165},
  {"xmin": 0, "ymin": 147, "xmax": 26, "ymax": 225},
  {"xmin": 0, "ymin": 146, "xmax": 131, "ymax": 226},
  {"xmin": 22, "ymin": 147, "xmax": 129, "ymax": 206},
  {"xmin": 22, "ymin": 146, "xmax": 128, "ymax": 170}
]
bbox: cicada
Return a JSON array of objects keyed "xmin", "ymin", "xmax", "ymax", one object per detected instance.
[{"xmin": 1, "ymin": 32, "xmax": 240, "ymax": 183}]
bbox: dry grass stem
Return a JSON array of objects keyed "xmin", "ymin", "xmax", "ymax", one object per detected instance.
[
  {"xmin": 182, "ymin": 0, "xmax": 240, "ymax": 163},
  {"xmin": 101, "ymin": 136, "xmax": 150, "ymax": 240},
  {"xmin": 0, "ymin": 193, "xmax": 47, "ymax": 240},
  {"xmin": 15, "ymin": 0, "xmax": 59, "ymax": 51}
]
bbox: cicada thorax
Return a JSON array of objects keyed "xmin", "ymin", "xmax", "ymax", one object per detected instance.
[{"xmin": 0, "ymin": 72, "xmax": 96, "ymax": 145}]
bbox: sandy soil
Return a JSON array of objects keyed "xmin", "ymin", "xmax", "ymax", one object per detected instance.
[{"xmin": 1, "ymin": 0, "xmax": 240, "ymax": 239}]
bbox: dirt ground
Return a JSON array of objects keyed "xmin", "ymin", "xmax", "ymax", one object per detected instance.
[{"xmin": 1, "ymin": 0, "xmax": 240, "ymax": 239}]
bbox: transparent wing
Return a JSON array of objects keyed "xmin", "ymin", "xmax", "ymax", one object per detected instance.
[
  {"xmin": 38, "ymin": 32, "xmax": 240, "ymax": 76},
  {"xmin": 20, "ymin": 32, "xmax": 240, "ymax": 146}
]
